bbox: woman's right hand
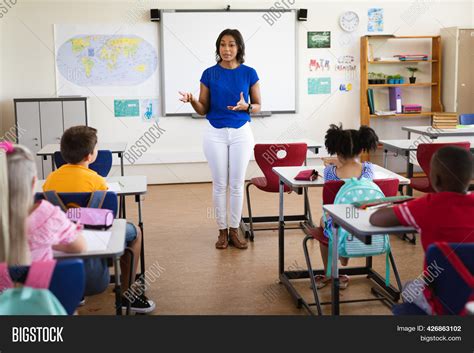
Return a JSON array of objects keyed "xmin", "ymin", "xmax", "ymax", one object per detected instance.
[{"xmin": 179, "ymin": 91, "xmax": 194, "ymax": 103}]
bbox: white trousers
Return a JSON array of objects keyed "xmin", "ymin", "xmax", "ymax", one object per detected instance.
[{"xmin": 203, "ymin": 122, "xmax": 254, "ymax": 229}]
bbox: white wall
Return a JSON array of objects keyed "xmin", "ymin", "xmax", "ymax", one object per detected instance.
[{"xmin": 1, "ymin": 0, "xmax": 473, "ymax": 183}]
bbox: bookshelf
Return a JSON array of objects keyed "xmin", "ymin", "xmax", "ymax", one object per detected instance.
[{"xmin": 360, "ymin": 35, "xmax": 443, "ymax": 159}]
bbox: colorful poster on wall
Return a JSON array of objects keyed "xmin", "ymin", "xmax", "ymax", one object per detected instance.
[
  {"xmin": 339, "ymin": 83, "xmax": 353, "ymax": 92},
  {"xmin": 308, "ymin": 58, "xmax": 331, "ymax": 72},
  {"xmin": 308, "ymin": 77, "xmax": 331, "ymax": 95},
  {"xmin": 307, "ymin": 31, "xmax": 331, "ymax": 48},
  {"xmin": 140, "ymin": 99, "xmax": 159, "ymax": 121},
  {"xmin": 368, "ymin": 8, "xmax": 384, "ymax": 32},
  {"xmin": 54, "ymin": 24, "xmax": 159, "ymax": 97},
  {"xmin": 114, "ymin": 99, "xmax": 140, "ymax": 117}
]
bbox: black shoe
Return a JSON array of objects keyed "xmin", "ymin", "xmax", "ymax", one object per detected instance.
[{"xmin": 122, "ymin": 294, "xmax": 156, "ymax": 314}]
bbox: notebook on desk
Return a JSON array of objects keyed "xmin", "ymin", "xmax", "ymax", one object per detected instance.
[{"xmin": 107, "ymin": 182, "xmax": 121, "ymax": 192}]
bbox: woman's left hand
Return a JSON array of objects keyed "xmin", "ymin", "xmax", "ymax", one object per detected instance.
[{"xmin": 227, "ymin": 92, "xmax": 249, "ymax": 111}]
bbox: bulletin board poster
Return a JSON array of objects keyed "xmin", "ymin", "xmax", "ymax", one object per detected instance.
[
  {"xmin": 368, "ymin": 8, "xmax": 384, "ymax": 32},
  {"xmin": 140, "ymin": 99, "xmax": 159, "ymax": 121},
  {"xmin": 308, "ymin": 77, "xmax": 331, "ymax": 95},
  {"xmin": 114, "ymin": 99, "xmax": 140, "ymax": 117},
  {"xmin": 307, "ymin": 31, "xmax": 331, "ymax": 48}
]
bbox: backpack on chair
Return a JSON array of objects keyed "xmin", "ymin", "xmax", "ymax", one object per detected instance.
[
  {"xmin": 323, "ymin": 177, "xmax": 392, "ymax": 286},
  {"xmin": 0, "ymin": 260, "xmax": 67, "ymax": 315}
]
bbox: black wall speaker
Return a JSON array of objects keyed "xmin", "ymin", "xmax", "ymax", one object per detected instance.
[
  {"xmin": 297, "ymin": 9, "xmax": 308, "ymax": 21},
  {"xmin": 150, "ymin": 9, "xmax": 160, "ymax": 22}
]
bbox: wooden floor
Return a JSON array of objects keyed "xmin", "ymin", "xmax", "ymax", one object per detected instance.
[{"xmin": 78, "ymin": 183, "xmax": 424, "ymax": 315}]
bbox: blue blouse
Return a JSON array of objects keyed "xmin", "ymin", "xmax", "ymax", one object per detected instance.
[{"xmin": 200, "ymin": 64, "xmax": 259, "ymax": 129}]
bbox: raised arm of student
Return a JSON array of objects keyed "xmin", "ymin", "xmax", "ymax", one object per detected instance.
[
  {"xmin": 179, "ymin": 83, "xmax": 210, "ymax": 116},
  {"xmin": 369, "ymin": 207, "xmax": 401, "ymax": 227},
  {"xmin": 226, "ymin": 81, "xmax": 262, "ymax": 113}
]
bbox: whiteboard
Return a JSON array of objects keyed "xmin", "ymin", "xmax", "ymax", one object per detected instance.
[{"xmin": 160, "ymin": 10, "xmax": 297, "ymax": 115}]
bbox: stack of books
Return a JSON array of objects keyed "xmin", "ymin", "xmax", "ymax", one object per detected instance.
[
  {"xmin": 402, "ymin": 104, "xmax": 422, "ymax": 113},
  {"xmin": 394, "ymin": 54, "xmax": 428, "ymax": 61},
  {"xmin": 432, "ymin": 113, "xmax": 458, "ymax": 129}
]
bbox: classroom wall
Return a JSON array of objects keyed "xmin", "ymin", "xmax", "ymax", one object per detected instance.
[{"xmin": 0, "ymin": 0, "xmax": 472, "ymax": 183}]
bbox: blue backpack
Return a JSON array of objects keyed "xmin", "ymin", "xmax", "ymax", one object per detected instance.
[{"xmin": 323, "ymin": 178, "xmax": 392, "ymax": 286}]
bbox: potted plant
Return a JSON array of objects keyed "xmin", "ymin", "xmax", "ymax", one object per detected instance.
[
  {"xmin": 376, "ymin": 72, "xmax": 386, "ymax": 84},
  {"xmin": 387, "ymin": 75, "xmax": 395, "ymax": 84},
  {"xmin": 394, "ymin": 74, "xmax": 404, "ymax": 84},
  {"xmin": 368, "ymin": 72, "xmax": 377, "ymax": 84},
  {"xmin": 407, "ymin": 67, "xmax": 419, "ymax": 83}
]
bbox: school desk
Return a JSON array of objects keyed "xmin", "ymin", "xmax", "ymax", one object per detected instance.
[
  {"xmin": 54, "ymin": 219, "xmax": 126, "ymax": 315},
  {"xmin": 37, "ymin": 142, "xmax": 128, "ymax": 176},
  {"xmin": 380, "ymin": 137, "xmax": 474, "ymax": 195},
  {"xmin": 323, "ymin": 204, "xmax": 416, "ymax": 315},
  {"xmin": 402, "ymin": 126, "xmax": 474, "ymax": 139},
  {"xmin": 272, "ymin": 165, "xmax": 410, "ymax": 315}
]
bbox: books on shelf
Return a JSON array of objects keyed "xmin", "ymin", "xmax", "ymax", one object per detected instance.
[
  {"xmin": 402, "ymin": 104, "xmax": 422, "ymax": 113},
  {"xmin": 367, "ymin": 89, "xmax": 375, "ymax": 114},
  {"xmin": 372, "ymin": 54, "xmax": 429, "ymax": 62},
  {"xmin": 395, "ymin": 54, "xmax": 428, "ymax": 61},
  {"xmin": 432, "ymin": 112, "xmax": 458, "ymax": 129},
  {"xmin": 373, "ymin": 57, "xmax": 400, "ymax": 62}
]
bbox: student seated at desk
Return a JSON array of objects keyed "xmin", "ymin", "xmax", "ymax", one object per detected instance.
[
  {"xmin": 370, "ymin": 146, "xmax": 474, "ymax": 313},
  {"xmin": 0, "ymin": 142, "xmax": 86, "ymax": 259},
  {"xmin": 315, "ymin": 124, "xmax": 379, "ymax": 290},
  {"xmin": 43, "ymin": 126, "xmax": 155, "ymax": 314}
]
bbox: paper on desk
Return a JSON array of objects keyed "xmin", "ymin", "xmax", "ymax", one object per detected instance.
[
  {"xmin": 107, "ymin": 182, "xmax": 122, "ymax": 192},
  {"xmin": 83, "ymin": 230, "xmax": 111, "ymax": 251}
]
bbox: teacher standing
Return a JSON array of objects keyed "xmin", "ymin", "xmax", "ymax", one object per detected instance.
[{"xmin": 179, "ymin": 29, "xmax": 261, "ymax": 250}]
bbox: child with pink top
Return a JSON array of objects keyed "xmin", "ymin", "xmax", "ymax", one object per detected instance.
[{"xmin": 0, "ymin": 142, "xmax": 85, "ymax": 267}]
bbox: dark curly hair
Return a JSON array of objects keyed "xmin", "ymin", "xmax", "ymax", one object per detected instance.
[
  {"xmin": 325, "ymin": 124, "xmax": 378, "ymax": 159},
  {"xmin": 215, "ymin": 29, "xmax": 245, "ymax": 64}
]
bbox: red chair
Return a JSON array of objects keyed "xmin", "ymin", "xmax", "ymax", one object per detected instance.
[
  {"xmin": 244, "ymin": 143, "xmax": 308, "ymax": 241},
  {"xmin": 302, "ymin": 178, "xmax": 403, "ymax": 315},
  {"xmin": 410, "ymin": 142, "xmax": 470, "ymax": 193}
]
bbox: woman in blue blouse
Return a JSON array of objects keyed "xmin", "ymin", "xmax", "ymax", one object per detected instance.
[{"xmin": 179, "ymin": 29, "xmax": 261, "ymax": 250}]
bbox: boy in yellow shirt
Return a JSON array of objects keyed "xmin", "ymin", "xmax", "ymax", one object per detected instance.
[{"xmin": 44, "ymin": 126, "xmax": 154, "ymax": 313}]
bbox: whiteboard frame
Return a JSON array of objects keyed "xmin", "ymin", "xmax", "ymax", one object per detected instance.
[{"xmin": 158, "ymin": 9, "xmax": 299, "ymax": 116}]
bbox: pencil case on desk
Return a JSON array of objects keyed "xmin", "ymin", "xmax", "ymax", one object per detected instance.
[
  {"xmin": 294, "ymin": 169, "xmax": 319, "ymax": 181},
  {"xmin": 66, "ymin": 208, "xmax": 114, "ymax": 230}
]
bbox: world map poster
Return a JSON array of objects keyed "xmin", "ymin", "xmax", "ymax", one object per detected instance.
[{"xmin": 54, "ymin": 24, "xmax": 159, "ymax": 97}]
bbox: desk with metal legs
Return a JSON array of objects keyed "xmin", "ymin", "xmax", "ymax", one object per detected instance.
[
  {"xmin": 323, "ymin": 205, "xmax": 415, "ymax": 315},
  {"xmin": 273, "ymin": 166, "xmax": 410, "ymax": 315},
  {"xmin": 54, "ymin": 219, "xmax": 126, "ymax": 315}
]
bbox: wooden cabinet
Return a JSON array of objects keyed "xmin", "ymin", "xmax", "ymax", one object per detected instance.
[
  {"xmin": 14, "ymin": 97, "xmax": 88, "ymax": 178},
  {"xmin": 441, "ymin": 27, "xmax": 474, "ymax": 114}
]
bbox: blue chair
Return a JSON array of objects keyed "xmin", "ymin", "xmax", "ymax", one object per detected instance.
[
  {"xmin": 393, "ymin": 242, "xmax": 474, "ymax": 315},
  {"xmin": 459, "ymin": 114, "xmax": 474, "ymax": 125},
  {"xmin": 54, "ymin": 150, "xmax": 113, "ymax": 177},
  {"xmin": 9, "ymin": 259, "xmax": 85, "ymax": 315},
  {"xmin": 34, "ymin": 191, "xmax": 118, "ymax": 217}
]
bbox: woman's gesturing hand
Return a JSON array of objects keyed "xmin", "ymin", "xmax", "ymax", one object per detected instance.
[
  {"xmin": 227, "ymin": 92, "xmax": 249, "ymax": 111},
  {"xmin": 179, "ymin": 91, "xmax": 194, "ymax": 103}
]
